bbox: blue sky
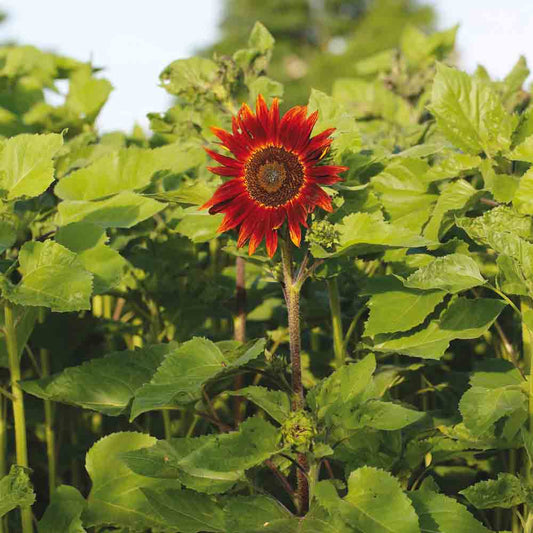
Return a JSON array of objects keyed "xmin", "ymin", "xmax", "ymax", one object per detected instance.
[{"xmin": 2, "ymin": 0, "xmax": 532, "ymax": 131}]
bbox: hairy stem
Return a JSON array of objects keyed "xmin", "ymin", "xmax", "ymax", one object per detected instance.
[
  {"xmin": 233, "ymin": 256, "xmax": 247, "ymax": 424},
  {"xmin": 280, "ymin": 239, "xmax": 308, "ymax": 514},
  {"xmin": 0, "ymin": 396, "xmax": 5, "ymax": 533},
  {"xmin": 327, "ymin": 277, "xmax": 344, "ymax": 369},
  {"xmin": 522, "ymin": 296, "xmax": 533, "ymax": 532},
  {"xmin": 5, "ymin": 301, "xmax": 33, "ymax": 533}
]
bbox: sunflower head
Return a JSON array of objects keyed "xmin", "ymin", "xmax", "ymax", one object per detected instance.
[{"xmin": 202, "ymin": 95, "xmax": 347, "ymax": 257}]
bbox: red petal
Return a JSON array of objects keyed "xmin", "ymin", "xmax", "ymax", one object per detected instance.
[
  {"xmin": 205, "ymin": 148, "xmax": 242, "ymax": 169},
  {"xmin": 265, "ymin": 229, "xmax": 278, "ymax": 258},
  {"xmin": 306, "ymin": 184, "xmax": 333, "ymax": 212}
]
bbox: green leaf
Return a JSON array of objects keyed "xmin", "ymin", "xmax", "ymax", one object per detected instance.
[
  {"xmin": 331, "ymin": 212, "xmax": 430, "ymax": 257},
  {"xmin": 372, "ymin": 298, "xmax": 507, "ymax": 359},
  {"xmin": 248, "ymin": 21, "xmax": 275, "ymax": 52},
  {"xmin": 55, "ymin": 222, "xmax": 127, "ymax": 294},
  {"xmin": 131, "ymin": 337, "xmax": 265, "ymax": 419},
  {"xmin": 65, "ymin": 67, "xmax": 113, "ymax": 122},
  {"xmin": 308, "ymin": 353, "xmax": 376, "ymax": 419},
  {"xmin": 351, "ymin": 400, "xmax": 425, "ymax": 431},
  {"xmin": 224, "ymin": 496, "xmax": 346, "ymax": 533},
  {"xmin": 248, "ymin": 76, "xmax": 283, "ymax": 106},
  {"xmin": 429, "ymin": 63, "xmax": 515, "ymax": 156},
  {"xmin": 460, "ymin": 474, "xmax": 525, "ymax": 509},
  {"xmin": 509, "ymin": 135, "xmax": 533, "ymax": 163},
  {"xmin": 409, "ymin": 487, "xmax": 492, "ymax": 533},
  {"xmin": 56, "ymin": 143, "xmax": 203, "ymax": 201},
  {"xmin": 228, "ymin": 386, "xmax": 290, "ymax": 423},
  {"xmin": 21, "ymin": 344, "xmax": 175, "ymax": 416},
  {"xmin": 0, "ymin": 465, "xmax": 35, "ymax": 518},
  {"xmin": 160, "ymin": 57, "xmax": 219, "ymax": 96},
  {"xmin": 1, "ymin": 241, "xmax": 92, "ymax": 312},
  {"xmin": 402, "ymin": 253, "xmax": 485, "ymax": 294},
  {"xmin": 38, "ymin": 485, "xmax": 86, "ymax": 533},
  {"xmin": 0, "ymin": 133, "xmax": 63, "ymax": 199},
  {"xmin": 364, "ymin": 288, "xmax": 446, "ymax": 336},
  {"xmin": 0, "ymin": 220, "xmax": 16, "ymax": 253},
  {"xmin": 83, "ymin": 432, "xmax": 181, "ymax": 530},
  {"xmin": 459, "ymin": 385, "xmax": 525, "ymax": 437},
  {"xmin": 141, "ymin": 488, "xmax": 224, "ymax": 532},
  {"xmin": 57, "ymin": 190, "xmax": 165, "ymax": 228},
  {"xmin": 513, "ymin": 167, "xmax": 533, "ymax": 215},
  {"xmin": 308, "ymin": 89, "xmax": 361, "ymax": 159},
  {"xmin": 121, "ymin": 417, "xmax": 280, "ymax": 494},
  {"xmin": 316, "ymin": 467, "xmax": 420, "ymax": 533},
  {"xmin": 423, "ymin": 179, "xmax": 479, "ymax": 241},
  {"xmin": 0, "ymin": 306, "xmax": 38, "ymax": 368},
  {"xmin": 480, "ymin": 160, "xmax": 519, "ymax": 203},
  {"xmin": 175, "ymin": 208, "xmax": 223, "ymax": 243}
]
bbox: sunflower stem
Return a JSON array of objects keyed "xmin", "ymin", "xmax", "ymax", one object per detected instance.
[
  {"xmin": 327, "ymin": 277, "xmax": 345, "ymax": 369},
  {"xmin": 280, "ymin": 238, "xmax": 308, "ymax": 515},
  {"xmin": 233, "ymin": 256, "xmax": 247, "ymax": 425},
  {"xmin": 5, "ymin": 301, "xmax": 33, "ymax": 533}
]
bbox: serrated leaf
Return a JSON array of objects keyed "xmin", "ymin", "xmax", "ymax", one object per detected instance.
[
  {"xmin": 38, "ymin": 485, "xmax": 86, "ymax": 533},
  {"xmin": 57, "ymin": 190, "xmax": 165, "ymax": 228},
  {"xmin": 460, "ymin": 474, "xmax": 525, "ymax": 509},
  {"xmin": 1, "ymin": 241, "xmax": 92, "ymax": 312},
  {"xmin": 0, "ymin": 133, "xmax": 63, "ymax": 199},
  {"xmin": 459, "ymin": 385, "xmax": 525, "ymax": 437},
  {"xmin": 513, "ymin": 167, "xmax": 533, "ymax": 215},
  {"xmin": 372, "ymin": 298, "xmax": 506, "ymax": 359},
  {"xmin": 0, "ymin": 465, "xmax": 35, "ymax": 518},
  {"xmin": 65, "ymin": 67, "xmax": 112, "ymax": 122},
  {"xmin": 131, "ymin": 337, "xmax": 265, "ymax": 419},
  {"xmin": 121, "ymin": 417, "xmax": 280, "ymax": 493},
  {"xmin": 351, "ymin": 400, "xmax": 425, "ymax": 431},
  {"xmin": 316, "ymin": 467, "xmax": 420, "ymax": 533},
  {"xmin": 402, "ymin": 253, "xmax": 485, "ymax": 294},
  {"xmin": 364, "ymin": 288, "xmax": 446, "ymax": 336},
  {"xmin": 409, "ymin": 487, "xmax": 492, "ymax": 533},
  {"xmin": 308, "ymin": 89, "xmax": 361, "ymax": 160},
  {"xmin": 333, "ymin": 212, "xmax": 430, "ymax": 257},
  {"xmin": 175, "ymin": 208, "xmax": 223, "ymax": 243},
  {"xmin": 228, "ymin": 386, "xmax": 290, "ymax": 423},
  {"xmin": 429, "ymin": 63, "xmax": 515, "ymax": 156},
  {"xmin": 55, "ymin": 222, "xmax": 127, "ymax": 294},
  {"xmin": 22, "ymin": 344, "xmax": 175, "ymax": 416},
  {"xmin": 142, "ymin": 488, "xmax": 224, "ymax": 532},
  {"xmin": 248, "ymin": 21, "xmax": 275, "ymax": 52},
  {"xmin": 83, "ymin": 432, "xmax": 180, "ymax": 530},
  {"xmin": 161, "ymin": 57, "xmax": 219, "ymax": 96},
  {"xmin": 423, "ymin": 179, "xmax": 479, "ymax": 241}
]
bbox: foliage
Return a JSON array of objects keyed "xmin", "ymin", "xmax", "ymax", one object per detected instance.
[{"xmin": 1, "ymin": 4, "xmax": 533, "ymax": 533}]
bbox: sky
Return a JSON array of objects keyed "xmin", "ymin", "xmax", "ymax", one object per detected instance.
[{"xmin": 2, "ymin": 0, "xmax": 533, "ymax": 132}]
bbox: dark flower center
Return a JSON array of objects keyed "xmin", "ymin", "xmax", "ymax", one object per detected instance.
[{"xmin": 245, "ymin": 146, "xmax": 304, "ymax": 207}]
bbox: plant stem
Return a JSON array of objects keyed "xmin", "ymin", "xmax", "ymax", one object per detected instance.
[
  {"xmin": 0, "ymin": 396, "xmax": 6, "ymax": 533},
  {"xmin": 327, "ymin": 277, "xmax": 344, "ymax": 368},
  {"xmin": 5, "ymin": 301, "xmax": 33, "ymax": 533},
  {"xmin": 162, "ymin": 410, "xmax": 172, "ymax": 440},
  {"xmin": 280, "ymin": 238, "xmax": 308, "ymax": 514},
  {"xmin": 39, "ymin": 309, "xmax": 56, "ymax": 498},
  {"xmin": 233, "ymin": 256, "xmax": 247, "ymax": 424},
  {"xmin": 522, "ymin": 296, "xmax": 533, "ymax": 531}
]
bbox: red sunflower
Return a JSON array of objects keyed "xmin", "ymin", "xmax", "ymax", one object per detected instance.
[{"xmin": 201, "ymin": 95, "xmax": 347, "ymax": 257}]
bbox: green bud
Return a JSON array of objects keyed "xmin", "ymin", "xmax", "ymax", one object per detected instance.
[
  {"xmin": 306, "ymin": 220, "xmax": 339, "ymax": 251},
  {"xmin": 281, "ymin": 411, "xmax": 316, "ymax": 451}
]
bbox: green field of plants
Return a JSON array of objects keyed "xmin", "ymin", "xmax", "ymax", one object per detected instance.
[{"xmin": 2, "ymin": 2, "xmax": 533, "ymax": 532}]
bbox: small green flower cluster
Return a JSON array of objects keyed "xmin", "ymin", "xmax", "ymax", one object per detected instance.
[
  {"xmin": 281, "ymin": 410, "xmax": 316, "ymax": 451},
  {"xmin": 305, "ymin": 219, "xmax": 339, "ymax": 251}
]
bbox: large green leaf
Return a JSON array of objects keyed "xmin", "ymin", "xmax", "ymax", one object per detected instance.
[
  {"xmin": 55, "ymin": 143, "xmax": 204, "ymax": 201},
  {"xmin": 224, "ymin": 496, "xmax": 347, "ymax": 533},
  {"xmin": 0, "ymin": 465, "xmax": 35, "ymax": 518},
  {"xmin": 429, "ymin": 63, "xmax": 514, "ymax": 156},
  {"xmin": 141, "ymin": 488, "xmax": 224, "ymax": 533},
  {"xmin": 0, "ymin": 133, "xmax": 63, "ymax": 199},
  {"xmin": 121, "ymin": 417, "xmax": 280, "ymax": 494},
  {"xmin": 55, "ymin": 222, "xmax": 127, "ymax": 294},
  {"xmin": 308, "ymin": 89, "xmax": 361, "ymax": 159},
  {"xmin": 57, "ymin": 190, "xmax": 165, "ymax": 228},
  {"xmin": 21, "ymin": 344, "xmax": 175, "ymax": 416},
  {"xmin": 38, "ymin": 485, "xmax": 86, "ymax": 533},
  {"xmin": 83, "ymin": 432, "xmax": 181, "ymax": 531},
  {"xmin": 1, "ymin": 241, "xmax": 93, "ymax": 312},
  {"xmin": 131, "ymin": 337, "xmax": 265, "ymax": 419},
  {"xmin": 372, "ymin": 298, "xmax": 506, "ymax": 359},
  {"xmin": 460, "ymin": 474, "xmax": 525, "ymax": 509},
  {"xmin": 316, "ymin": 468, "xmax": 420, "ymax": 533},
  {"xmin": 402, "ymin": 253, "xmax": 485, "ymax": 294},
  {"xmin": 364, "ymin": 288, "xmax": 446, "ymax": 336},
  {"xmin": 408, "ymin": 488, "xmax": 491, "ymax": 533},
  {"xmin": 513, "ymin": 167, "xmax": 533, "ymax": 215},
  {"xmin": 65, "ymin": 67, "xmax": 112, "ymax": 122}
]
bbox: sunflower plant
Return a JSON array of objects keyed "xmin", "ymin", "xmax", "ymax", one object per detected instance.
[{"xmin": 3, "ymin": 14, "xmax": 533, "ymax": 533}]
